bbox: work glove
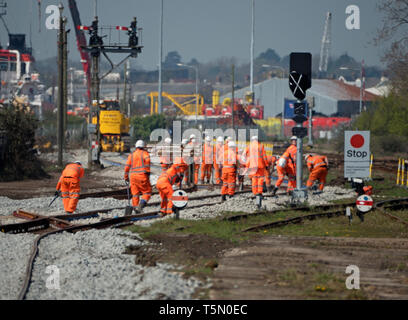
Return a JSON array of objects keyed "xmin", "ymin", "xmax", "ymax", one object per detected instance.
[{"xmin": 54, "ymin": 191, "xmax": 60, "ymax": 197}]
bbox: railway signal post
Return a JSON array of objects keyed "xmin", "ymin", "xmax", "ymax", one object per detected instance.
[
  {"xmin": 79, "ymin": 16, "xmax": 143, "ymax": 166},
  {"xmin": 288, "ymin": 52, "xmax": 312, "ymax": 203}
]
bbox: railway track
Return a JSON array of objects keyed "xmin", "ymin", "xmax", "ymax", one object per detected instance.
[
  {"xmin": 13, "ymin": 196, "xmax": 408, "ymax": 300},
  {"xmin": 240, "ymin": 197, "xmax": 408, "ymax": 233}
]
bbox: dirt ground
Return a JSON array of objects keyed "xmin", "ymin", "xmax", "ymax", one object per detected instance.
[
  {"xmin": 0, "ymin": 169, "xmax": 122, "ymax": 200},
  {"xmin": 132, "ymin": 233, "xmax": 408, "ymax": 300}
]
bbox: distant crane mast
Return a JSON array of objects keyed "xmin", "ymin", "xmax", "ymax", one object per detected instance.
[{"xmin": 318, "ymin": 12, "xmax": 332, "ymax": 75}]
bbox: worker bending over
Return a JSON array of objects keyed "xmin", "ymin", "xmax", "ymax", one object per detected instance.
[
  {"xmin": 56, "ymin": 161, "xmax": 84, "ymax": 214},
  {"xmin": 156, "ymin": 157, "xmax": 188, "ymax": 216},
  {"xmin": 124, "ymin": 140, "xmax": 152, "ymax": 213},
  {"xmin": 200, "ymin": 136, "xmax": 214, "ymax": 184},
  {"xmin": 272, "ymin": 136, "xmax": 297, "ymax": 196},
  {"xmin": 305, "ymin": 153, "xmax": 329, "ymax": 191},
  {"xmin": 221, "ymin": 140, "xmax": 240, "ymax": 201},
  {"xmin": 244, "ymin": 136, "xmax": 268, "ymax": 208}
]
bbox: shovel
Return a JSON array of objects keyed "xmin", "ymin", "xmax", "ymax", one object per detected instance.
[{"xmin": 125, "ymin": 181, "xmax": 133, "ymax": 216}]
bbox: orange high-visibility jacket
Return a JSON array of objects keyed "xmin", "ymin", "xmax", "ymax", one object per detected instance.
[
  {"xmin": 161, "ymin": 166, "xmax": 181, "ymax": 185},
  {"xmin": 202, "ymin": 143, "xmax": 214, "ymax": 165},
  {"xmin": 244, "ymin": 141, "xmax": 268, "ymax": 170},
  {"xmin": 222, "ymin": 147, "xmax": 239, "ymax": 173},
  {"xmin": 124, "ymin": 149, "xmax": 151, "ymax": 179},
  {"xmin": 306, "ymin": 155, "xmax": 328, "ymax": 172},
  {"xmin": 279, "ymin": 145, "xmax": 297, "ymax": 168},
  {"xmin": 56, "ymin": 163, "xmax": 84, "ymax": 190}
]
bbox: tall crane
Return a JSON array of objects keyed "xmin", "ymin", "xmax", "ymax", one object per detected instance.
[
  {"xmin": 318, "ymin": 12, "xmax": 332, "ymax": 76},
  {"xmin": 67, "ymin": 0, "xmax": 91, "ymax": 105}
]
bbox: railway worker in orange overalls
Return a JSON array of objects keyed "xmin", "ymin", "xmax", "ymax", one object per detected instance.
[
  {"xmin": 305, "ymin": 153, "xmax": 329, "ymax": 191},
  {"xmin": 159, "ymin": 137, "xmax": 172, "ymax": 173},
  {"xmin": 124, "ymin": 140, "xmax": 152, "ymax": 213},
  {"xmin": 200, "ymin": 136, "xmax": 214, "ymax": 184},
  {"xmin": 156, "ymin": 157, "xmax": 188, "ymax": 216},
  {"xmin": 213, "ymin": 136, "xmax": 224, "ymax": 185},
  {"xmin": 56, "ymin": 161, "xmax": 84, "ymax": 214},
  {"xmin": 221, "ymin": 140, "xmax": 240, "ymax": 201},
  {"xmin": 265, "ymin": 155, "xmax": 278, "ymax": 192},
  {"xmin": 244, "ymin": 136, "xmax": 268, "ymax": 208},
  {"xmin": 184, "ymin": 134, "xmax": 200, "ymax": 186},
  {"xmin": 272, "ymin": 136, "xmax": 297, "ymax": 196}
]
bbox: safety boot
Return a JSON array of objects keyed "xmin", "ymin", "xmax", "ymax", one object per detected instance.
[
  {"xmin": 272, "ymin": 187, "xmax": 278, "ymax": 196},
  {"xmin": 137, "ymin": 200, "xmax": 147, "ymax": 213},
  {"xmin": 221, "ymin": 194, "xmax": 227, "ymax": 202},
  {"xmin": 228, "ymin": 194, "xmax": 234, "ymax": 199},
  {"xmin": 256, "ymin": 194, "xmax": 263, "ymax": 209}
]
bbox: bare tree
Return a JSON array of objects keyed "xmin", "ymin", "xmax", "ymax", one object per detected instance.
[{"xmin": 376, "ymin": 0, "xmax": 408, "ymax": 93}]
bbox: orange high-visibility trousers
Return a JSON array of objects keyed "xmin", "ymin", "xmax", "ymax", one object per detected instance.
[
  {"xmin": 251, "ymin": 176, "xmax": 264, "ymax": 195},
  {"xmin": 130, "ymin": 173, "xmax": 152, "ymax": 207},
  {"xmin": 221, "ymin": 171, "xmax": 236, "ymax": 196},
  {"xmin": 200, "ymin": 164, "xmax": 212, "ymax": 182},
  {"xmin": 265, "ymin": 171, "xmax": 272, "ymax": 187},
  {"xmin": 156, "ymin": 176, "xmax": 174, "ymax": 215},
  {"xmin": 214, "ymin": 164, "xmax": 221, "ymax": 184},
  {"xmin": 250, "ymin": 167, "xmax": 266, "ymax": 195},
  {"xmin": 275, "ymin": 166, "xmax": 296, "ymax": 192},
  {"xmin": 286, "ymin": 165, "xmax": 296, "ymax": 192},
  {"xmin": 60, "ymin": 177, "xmax": 80, "ymax": 213},
  {"xmin": 306, "ymin": 167, "xmax": 328, "ymax": 191},
  {"xmin": 184, "ymin": 164, "xmax": 200, "ymax": 184}
]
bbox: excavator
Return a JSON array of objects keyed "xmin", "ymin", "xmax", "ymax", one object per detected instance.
[{"xmin": 68, "ymin": 0, "xmax": 131, "ymax": 153}]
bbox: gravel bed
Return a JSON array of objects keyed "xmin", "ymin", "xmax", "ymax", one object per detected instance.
[
  {"xmin": 0, "ymin": 232, "xmax": 37, "ymax": 299},
  {"xmin": 0, "ymin": 180, "xmax": 355, "ymax": 300},
  {"xmin": 24, "ymin": 229, "xmax": 204, "ymax": 300}
]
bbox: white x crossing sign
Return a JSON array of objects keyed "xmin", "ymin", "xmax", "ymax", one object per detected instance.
[{"xmin": 289, "ymin": 71, "xmax": 307, "ymax": 101}]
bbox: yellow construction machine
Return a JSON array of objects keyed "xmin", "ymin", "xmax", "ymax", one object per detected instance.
[{"xmin": 91, "ymin": 99, "xmax": 131, "ymax": 152}]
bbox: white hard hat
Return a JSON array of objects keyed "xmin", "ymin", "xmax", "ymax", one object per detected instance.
[
  {"xmin": 205, "ymin": 136, "xmax": 211, "ymax": 142},
  {"xmin": 164, "ymin": 137, "xmax": 172, "ymax": 144},
  {"xmin": 189, "ymin": 134, "xmax": 196, "ymax": 140},
  {"xmin": 228, "ymin": 141, "xmax": 236, "ymax": 148},
  {"xmin": 225, "ymin": 136, "xmax": 232, "ymax": 142},
  {"xmin": 181, "ymin": 138, "xmax": 188, "ymax": 146},
  {"xmin": 304, "ymin": 153, "xmax": 313, "ymax": 160},
  {"xmin": 290, "ymin": 136, "xmax": 297, "ymax": 141},
  {"xmin": 216, "ymin": 136, "xmax": 223, "ymax": 143},
  {"xmin": 251, "ymin": 136, "xmax": 258, "ymax": 141},
  {"xmin": 135, "ymin": 140, "xmax": 145, "ymax": 148},
  {"xmin": 75, "ymin": 161, "xmax": 82, "ymax": 166}
]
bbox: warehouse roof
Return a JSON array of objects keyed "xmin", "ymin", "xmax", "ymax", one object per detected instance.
[{"xmin": 309, "ymin": 79, "xmax": 379, "ymax": 101}]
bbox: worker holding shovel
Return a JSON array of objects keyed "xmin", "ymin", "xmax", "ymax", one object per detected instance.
[{"xmin": 124, "ymin": 140, "xmax": 152, "ymax": 214}]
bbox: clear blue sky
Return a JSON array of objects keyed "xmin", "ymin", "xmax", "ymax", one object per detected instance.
[{"xmin": 1, "ymin": 0, "xmax": 388, "ymax": 69}]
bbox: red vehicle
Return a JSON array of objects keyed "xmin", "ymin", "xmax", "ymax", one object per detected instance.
[{"xmin": 284, "ymin": 117, "xmax": 351, "ymax": 137}]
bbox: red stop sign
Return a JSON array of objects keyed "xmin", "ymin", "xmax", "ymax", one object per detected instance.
[{"xmin": 350, "ymin": 134, "xmax": 364, "ymax": 148}]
